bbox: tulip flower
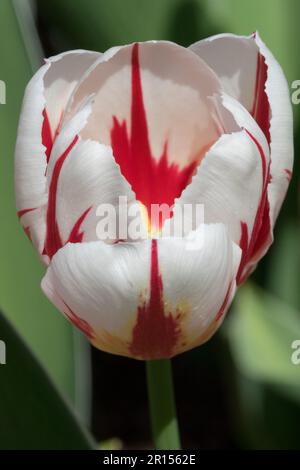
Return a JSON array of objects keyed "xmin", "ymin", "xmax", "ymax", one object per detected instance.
[
  {"xmin": 15, "ymin": 32, "xmax": 293, "ymax": 360},
  {"xmin": 15, "ymin": 33, "xmax": 292, "ymax": 449}
]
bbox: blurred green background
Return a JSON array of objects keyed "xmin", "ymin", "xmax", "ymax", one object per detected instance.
[{"xmin": 0, "ymin": 0, "xmax": 299, "ymax": 449}]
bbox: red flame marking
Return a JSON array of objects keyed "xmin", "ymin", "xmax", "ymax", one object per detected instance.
[
  {"xmin": 43, "ymin": 135, "xmax": 91, "ymax": 259},
  {"xmin": 215, "ymin": 280, "xmax": 234, "ymax": 322},
  {"xmin": 284, "ymin": 168, "xmax": 292, "ymax": 182},
  {"xmin": 42, "ymin": 109, "xmax": 63, "ymax": 163},
  {"xmin": 64, "ymin": 302, "xmax": 95, "ymax": 340},
  {"xmin": 68, "ymin": 207, "xmax": 92, "ymax": 243},
  {"xmin": 110, "ymin": 43, "xmax": 197, "ymax": 228},
  {"xmin": 237, "ymin": 130, "xmax": 271, "ymax": 284},
  {"xmin": 17, "ymin": 207, "xmax": 36, "ymax": 218},
  {"xmin": 251, "ymin": 50, "xmax": 270, "ymax": 145},
  {"xmin": 129, "ymin": 239, "xmax": 180, "ymax": 359}
]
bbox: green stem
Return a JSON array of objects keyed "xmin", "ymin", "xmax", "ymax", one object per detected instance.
[{"xmin": 146, "ymin": 359, "xmax": 181, "ymax": 450}]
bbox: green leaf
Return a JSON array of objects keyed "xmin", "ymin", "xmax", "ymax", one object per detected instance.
[
  {"xmin": 0, "ymin": 310, "xmax": 95, "ymax": 449},
  {"xmin": 0, "ymin": 0, "xmax": 92, "ymax": 407},
  {"xmin": 226, "ymin": 283, "xmax": 300, "ymax": 404}
]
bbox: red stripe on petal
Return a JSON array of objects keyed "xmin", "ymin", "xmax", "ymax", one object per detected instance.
[
  {"xmin": 244, "ymin": 128, "xmax": 267, "ymax": 182},
  {"xmin": 17, "ymin": 207, "xmax": 36, "ymax": 218},
  {"xmin": 237, "ymin": 130, "xmax": 271, "ymax": 284},
  {"xmin": 251, "ymin": 50, "xmax": 271, "ymax": 145},
  {"xmin": 42, "ymin": 109, "xmax": 53, "ymax": 163},
  {"xmin": 237, "ymin": 221, "xmax": 249, "ymax": 285},
  {"xmin": 250, "ymin": 198, "xmax": 271, "ymax": 259},
  {"xmin": 110, "ymin": 43, "xmax": 197, "ymax": 229},
  {"xmin": 215, "ymin": 280, "xmax": 234, "ymax": 322},
  {"xmin": 42, "ymin": 109, "xmax": 63, "ymax": 163},
  {"xmin": 44, "ymin": 135, "xmax": 79, "ymax": 259},
  {"xmin": 68, "ymin": 207, "xmax": 92, "ymax": 244},
  {"xmin": 64, "ymin": 302, "xmax": 95, "ymax": 340},
  {"xmin": 24, "ymin": 226, "xmax": 32, "ymax": 241},
  {"xmin": 246, "ymin": 130, "xmax": 271, "ymax": 257},
  {"xmin": 18, "ymin": 208, "xmax": 36, "ymax": 244},
  {"xmin": 129, "ymin": 239, "xmax": 180, "ymax": 359},
  {"xmin": 284, "ymin": 168, "xmax": 293, "ymax": 182}
]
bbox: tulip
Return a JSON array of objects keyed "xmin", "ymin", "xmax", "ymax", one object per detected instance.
[
  {"xmin": 15, "ymin": 31, "xmax": 293, "ymax": 449},
  {"xmin": 16, "ymin": 34, "xmax": 293, "ymax": 450},
  {"xmin": 15, "ymin": 33, "xmax": 293, "ymax": 364}
]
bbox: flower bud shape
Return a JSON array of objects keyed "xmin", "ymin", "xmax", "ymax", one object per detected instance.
[{"xmin": 15, "ymin": 34, "xmax": 293, "ymax": 359}]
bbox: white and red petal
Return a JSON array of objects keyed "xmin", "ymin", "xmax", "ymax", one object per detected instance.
[
  {"xmin": 15, "ymin": 50, "xmax": 101, "ymax": 255},
  {"xmin": 15, "ymin": 64, "xmax": 49, "ymax": 254},
  {"xmin": 41, "ymin": 99, "xmax": 137, "ymax": 261},
  {"xmin": 253, "ymin": 33, "xmax": 293, "ymax": 224},
  {"xmin": 63, "ymin": 41, "xmax": 232, "ymax": 228},
  {"xmin": 190, "ymin": 34, "xmax": 263, "ymax": 129},
  {"xmin": 165, "ymin": 95, "xmax": 269, "ymax": 267},
  {"xmin": 41, "ymin": 223, "xmax": 241, "ymax": 360},
  {"xmin": 43, "ymin": 50, "xmax": 101, "ymax": 147},
  {"xmin": 190, "ymin": 33, "xmax": 293, "ymax": 258},
  {"xmin": 54, "ymin": 139, "xmax": 136, "ymax": 247}
]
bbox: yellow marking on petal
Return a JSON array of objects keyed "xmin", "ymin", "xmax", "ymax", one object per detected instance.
[{"xmin": 138, "ymin": 201, "xmax": 162, "ymax": 238}]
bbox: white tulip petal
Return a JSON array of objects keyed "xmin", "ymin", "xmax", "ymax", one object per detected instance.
[
  {"xmin": 42, "ymin": 239, "xmax": 151, "ymax": 358},
  {"xmin": 41, "ymin": 223, "xmax": 240, "ymax": 359},
  {"xmin": 55, "ymin": 139, "xmax": 136, "ymax": 244},
  {"xmin": 166, "ymin": 95, "xmax": 269, "ymax": 269},
  {"xmin": 157, "ymin": 224, "xmax": 241, "ymax": 352},
  {"xmin": 43, "ymin": 50, "xmax": 101, "ymax": 134},
  {"xmin": 15, "ymin": 50, "xmax": 101, "ymax": 255},
  {"xmin": 41, "ymin": 98, "xmax": 138, "ymax": 258},
  {"xmin": 190, "ymin": 33, "xmax": 259, "ymax": 115},
  {"xmin": 190, "ymin": 32, "xmax": 293, "ymax": 227},
  {"xmin": 45, "ymin": 97, "xmax": 94, "ymax": 179},
  {"xmin": 254, "ymin": 32, "xmax": 293, "ymax": 225},
  {"xmin": 15, "ymin": 64, "xmax": 49, "ymax": 254}
]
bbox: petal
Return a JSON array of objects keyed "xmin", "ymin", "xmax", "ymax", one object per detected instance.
[
  {"xmin": 190, "ymin": 33, "xmax": 260, "ymax": 118},
  {"xmin": 45, "ymin": 96, "xmax": 94, "ymax": 179},
  {"xmin": 55, "ymin": 138, "xmax": 136, "ymax": 245},
  {"xmin": 43, "ymin": 50, "xmax": 101, "ymax": 138},
  {"xmin": 63, "ymin": 41, "xmax": 231, "ymax": 222},
  {"xmin": 42, "ymin": 99, "xmax": 139, "ymax": 260},
  {"xmin": 15, "ymin": 64, "xmax": 49, "ymax": 254},
  {"xmin": 165, "ymin": 95, "xmax": 270, "ymax": 250},
  {"xmin": 65, "ymin": 41, "xmax": 222, "ymax": 166},
  {"xmin": 15, "ymin": 50, "xmax": 101, "ymax": 255},
  {"xmin": 190, "ymin": 32, "xmax": 293, "ymax": 226},
  {"xmin": 254, "ymin": 33, "xmax": 293, "ymax": 224},
  {"xmin": 41, "ymin": 223, "xmax": 241, "ymax": 360}
]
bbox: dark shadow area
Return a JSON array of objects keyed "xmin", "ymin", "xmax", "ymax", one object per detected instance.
[
  {"xmin": 168, "ymin": 0, "xmax": 221, "ymax": 46},
  {"xmin": 92, "ymin": 333, "xmax": 236, "ymax": 449}
]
